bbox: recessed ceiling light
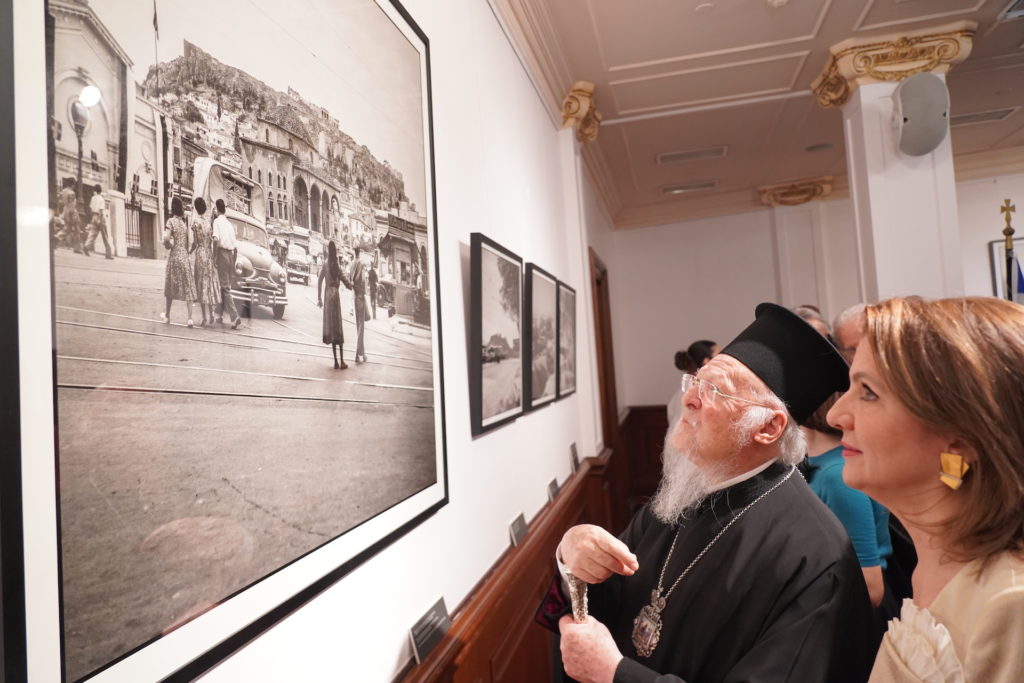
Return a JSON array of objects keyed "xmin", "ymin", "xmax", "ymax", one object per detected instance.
[
  {"xmin": 804, "ymin": 142, "xmax": 833, "ymax": 153},
  {"xmin": 657, "ymin": 145, "xmax": 727, "ymax": 165},
  {"xmin": 661, "ymin": 179, "xmax": 718, "ymax": 195},
  {"xmin": 693, "ymin": 3, "xmax": 714, "ymax": 15}
]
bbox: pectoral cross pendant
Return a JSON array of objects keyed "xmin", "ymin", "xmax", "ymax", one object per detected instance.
[{"xmin": 632, "ymin": 588, "xmax": 667, "ymax": 658}]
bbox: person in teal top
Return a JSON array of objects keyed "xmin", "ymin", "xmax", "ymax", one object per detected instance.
[
  {"xmin": 807, "ymin": 445, "xmax": 892, "ymax": 568},
  {"xmin": 803, "ymin": 393, "xmax": 893, "ymax": 608}
]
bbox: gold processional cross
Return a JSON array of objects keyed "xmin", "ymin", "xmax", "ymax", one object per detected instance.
[{"xmin": 1003, "ymin": 199, "xmax": 1017, "ymax": 301}]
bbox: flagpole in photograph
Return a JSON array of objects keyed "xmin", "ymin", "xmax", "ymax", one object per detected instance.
[
  {"xmin": 1003, "ymin": 199, "xmax": 1017, "ymax": 302},
  {"xmin": 152, "ymin": 0, "xmax": 159, "ymax": 99}
]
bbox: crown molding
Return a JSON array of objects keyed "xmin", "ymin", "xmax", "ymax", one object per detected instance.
[
  {"xmin": 487, "ymin": 0, "xmax": 575, "ymax": 128},
  {"xmin": 953, "ymin": 145, "xmax": 1024, "ymax": 182},
  {"xmin": 580, "ymin": 141, "xmax": 622, "ymax": 219},
  {"xmin": 609, "ymin": 144, "xmax": 1024, "ymax": 230},
  {"xmin": 612, "ymin": 178, "xmax": 853, "ymax": 230}
]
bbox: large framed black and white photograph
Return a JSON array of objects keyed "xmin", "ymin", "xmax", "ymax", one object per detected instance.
[
  {"xmin": 14, "ymin": 0, "xmax": 446, "ymax": 680},
  {"xmin": 557, "ymin": 281, "xmax": 577, "ymax": 398},
  {"xmin": 523, "ymin": 263, "xmax": 557, "ymax": 411},
  {"xmin": 470, "ymin": 233, "xmax": 523, "ymax": 435}
]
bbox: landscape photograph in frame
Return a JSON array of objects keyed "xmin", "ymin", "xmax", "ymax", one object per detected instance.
[{"xmin": 470, "ymin": 232, "xmax": 523, "ymax": 434}]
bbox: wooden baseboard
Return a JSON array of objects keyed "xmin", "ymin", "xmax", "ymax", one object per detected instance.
[{"xmin": 401, "ymin": 451, "xmax": 616, "ymax": 683}]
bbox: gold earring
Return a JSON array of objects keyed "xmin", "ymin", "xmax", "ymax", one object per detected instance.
[{"xmin": 939, "ymin": 452, "xmax": 971, "ymax": 490}]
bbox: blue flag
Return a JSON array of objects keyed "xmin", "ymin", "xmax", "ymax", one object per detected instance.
[{"xmin": 1012, "ymin": 257, "xmax": 1024, "ymax": 304}]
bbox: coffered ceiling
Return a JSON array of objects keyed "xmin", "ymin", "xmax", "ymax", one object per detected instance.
[{"xmin": 489, "ymin": 0, "xmax": 1024, "ymax": 229}]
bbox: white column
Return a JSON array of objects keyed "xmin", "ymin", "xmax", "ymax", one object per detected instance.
[
  {"xmin": 842, "ymin": 79, "xmax": 963, "ymax": 301},
  {"xmin": 770, "ymin": 202, "xmax": 829, "ymax": 311},
  {"xmin": 812, "ymin": 21, "xmax": 975, "ymax": 301}
]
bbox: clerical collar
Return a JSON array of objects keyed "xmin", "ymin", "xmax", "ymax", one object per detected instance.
[{"xmin": 707, "ymin": 458, "xmax": 777, "ymax": 494}]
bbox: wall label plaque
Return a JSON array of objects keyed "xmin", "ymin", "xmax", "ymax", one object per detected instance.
[
  {"xmin": 547, "ymin": 477, "xmax": 559, "ymax": 502},
  {"xmin": 409, "ymin": 597, "xmax": 451, "ymax": 665},
  {"xmin": 509, "ymin": 512, "xmax": 528, "ymax": 547}
]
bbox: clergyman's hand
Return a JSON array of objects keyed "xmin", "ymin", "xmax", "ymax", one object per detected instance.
[
  {"xmin": 558, "ymin": 524, "xmax": 638, "ymax": 584},
  {"xmin": 559, "ymin": 615, "xmax": 622, "ymax": 683}
]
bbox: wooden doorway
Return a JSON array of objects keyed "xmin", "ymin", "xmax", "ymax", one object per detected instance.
[{"xmin": 588, "ymin": 247, "xmax": 629, "ymax": 531}]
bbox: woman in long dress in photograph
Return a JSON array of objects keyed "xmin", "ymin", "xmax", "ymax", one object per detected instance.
[
  {"xmin": 317, "ymin": 240, "xmax": 352, "ymax": 369},
  {"xmin": 161, "ymin": 196, "xmax": 197, "ymax": 327},
  {"xmin": 188, "ymin": 196, "xmax": 220, "ymax": 327}
]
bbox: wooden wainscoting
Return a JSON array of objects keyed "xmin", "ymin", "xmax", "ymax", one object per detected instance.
[
  {"xmin": 620, "ymin": 406, "xmax": 669, "ymax": 510},
  {"xmin": 401, "ymin": 450, "xmax": 617, "ymax": 683}
]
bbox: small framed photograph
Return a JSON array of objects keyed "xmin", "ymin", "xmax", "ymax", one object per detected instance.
[
  {"xmin": 557, "ymin": 281, "xmax": 577, "ymax": 398},
  {"xmin": 988, "ymin": 239, "xmax": 1024, "ymax": 299},
  {"xmin": 470, "ymin": 233, "xmax": 523, "ymax": 434},
  {"xmin": 523, "ymin": 263, "xmax": 558, "ymax": 411}
]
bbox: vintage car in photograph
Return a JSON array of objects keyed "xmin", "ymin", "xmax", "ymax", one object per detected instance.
[
  {"xmin": 192, "ymin": 157, "xmax": 289, "ymax": 318},
  {"xmin": 286, "ymin": 242, "xmax": 311, "ymax": 285},
  {"xmin": 482, "ymin": 344, "xmax": 506, "ymax": 363}
]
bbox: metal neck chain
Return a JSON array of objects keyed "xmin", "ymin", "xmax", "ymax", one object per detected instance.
[{"xmin": 656, "ymin": 466, "xmax": 796, "ymax": 600}]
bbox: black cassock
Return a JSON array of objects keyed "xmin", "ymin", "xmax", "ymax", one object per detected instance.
[{"xmin": 537, "ymin": 462, "xmax": 873, "ymax": 683}]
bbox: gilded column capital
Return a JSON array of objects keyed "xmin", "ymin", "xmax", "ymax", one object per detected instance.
[
  {"xmin": 758, "ymin": 176, "xmax": 833, "ymax": 207},
  {"xmin": 561, "ymin": 81, "xmax": 602, "ymax": 143},
  {"xmin": 811, "ymin": 20, "xmax": 976, "ymax": 109}
]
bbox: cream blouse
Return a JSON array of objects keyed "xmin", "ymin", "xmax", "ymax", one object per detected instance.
[{"xmin": 869, "ymin": 552, "xmax": 1024, "ymax": 683}]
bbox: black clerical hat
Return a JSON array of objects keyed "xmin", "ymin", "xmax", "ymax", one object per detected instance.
[{"xmin": 720, "ymin": 303, "xmax": 849, "ymax": 423}]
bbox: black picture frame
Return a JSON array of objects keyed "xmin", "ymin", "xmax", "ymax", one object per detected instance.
[
  {"xmin": 14, "ymin": 0, "xmax": 448, "ymax": 680},
  {"xmin": 988, "ymin": 238, "xmax": 1024, "ymax": 300},
  {"xmin": 523, "ymin": 263, "xmax": 558, "ymax": 411},
  {"xmin": 557, "ymin": 281, "xmax": 577, "ymax": 399},
  {"xmin": 470, "ymin": 233, "xmax": 523, "ymax": 434}
]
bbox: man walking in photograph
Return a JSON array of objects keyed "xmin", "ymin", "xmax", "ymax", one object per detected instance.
[
  {"xmin": 368, "ymin": 261, "xmax": 378, "ymax": 321},
  {"xmin": 60, "ymin": 181, "xmax": 83, "ymax": 254},
  {"xmin": 349, "ymin": 245, "xmax": 369, "ymax": 363},
  {"xmin": 212, "ymin": 198, "xmax": 242, "ymax": 329},
  {"xmin": 84, "ymin": 184, "xmax": 114, "ymax": 259}
]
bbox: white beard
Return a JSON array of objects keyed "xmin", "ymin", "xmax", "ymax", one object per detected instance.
[{"xmin": 650, "ymin": 411, "xmax": 741, "ymax": 525}]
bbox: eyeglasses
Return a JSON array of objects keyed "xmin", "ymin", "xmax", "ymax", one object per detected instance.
[{"xmin": 681, "ymin": 374, "xmax": 774, "ymax": 409}]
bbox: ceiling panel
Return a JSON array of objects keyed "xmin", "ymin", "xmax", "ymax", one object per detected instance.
[
  {"xmin": 609, "ymin": 99, "xmax": 791, "ymax": 201},
  {"xmin": 853, "ymin": 0, "xmax": 987, "ymax": 32},
  {"xmin": 584, "ymin": 0, "xmax": 832, "ymax": 69},
  {"xmin": 504, "ymin": 0, "xmax": 1024, "ymax": 228},
  {"xmin": 609, "ymin": 53, "xmax": 808, "ymax": 114},
  {"xmin": 951, "ymin": 116, "xmax": 1024, "ymax": 153}
]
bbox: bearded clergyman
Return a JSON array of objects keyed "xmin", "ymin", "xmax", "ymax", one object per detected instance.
[{"xmin": 536, "ymin": 303, "xmax": 873, "ymax": 683}]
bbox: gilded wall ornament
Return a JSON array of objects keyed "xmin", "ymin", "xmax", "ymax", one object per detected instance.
[
  {"xmin": 758, "ymin": 176, "xmax": 833, "ymax": 207},
  {"xmin": 811, "ymin": 21, "xmax": 975, "ymax": 109},
  {"xmin": 561, "ymin": 80, "xmax": 602, "ymax": 143}
]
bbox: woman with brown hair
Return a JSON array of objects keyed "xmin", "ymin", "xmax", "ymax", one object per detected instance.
[{"xmin": 828, "ymin": 296, "xmax": 1024, "ymax": 682}]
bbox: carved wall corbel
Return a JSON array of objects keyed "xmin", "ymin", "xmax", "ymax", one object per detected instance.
[
  {"xmin": 561, "ymin": 81, "xmax": 602, "ymax": 143},
  {"xmin": 758, "ymin": 176, "xmax": 833, "ymax": 207},
  {"xmin": 811, "ymin": 20, "xmax": 975, "ymax": 109}
]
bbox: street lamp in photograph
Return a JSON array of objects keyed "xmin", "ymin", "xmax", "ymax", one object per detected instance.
[{"xmin": 70, "ymin": 98, "xmax": 90, "ymax": 209}]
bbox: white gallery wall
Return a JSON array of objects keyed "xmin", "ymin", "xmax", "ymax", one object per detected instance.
[
  {"xmin": 611, "ymin": 171, "xmax": 1024, "ymax": 408},
  {"xmin": 200, "ymin": 0, "xmax": 610, "ymax": 680}
]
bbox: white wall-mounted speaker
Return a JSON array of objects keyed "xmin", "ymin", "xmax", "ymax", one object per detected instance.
[{"xmin": 891, "ymin": 72, "xmax": 950, "ymax": 157}]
